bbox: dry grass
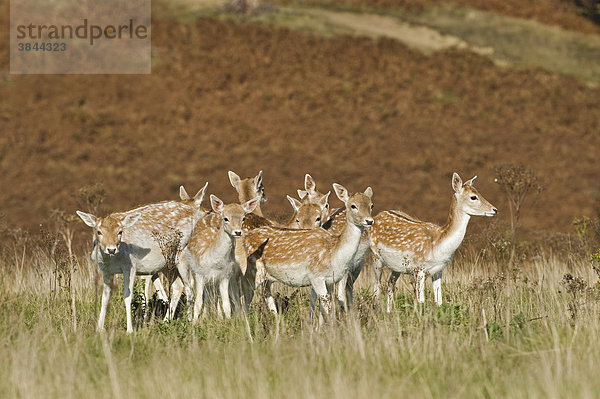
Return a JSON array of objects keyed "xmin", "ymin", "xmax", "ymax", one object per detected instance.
[{"xmin": 2, "ymin": 238, "xmax": 600, "ymax": 398}]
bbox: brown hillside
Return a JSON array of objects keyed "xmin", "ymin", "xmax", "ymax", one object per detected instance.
[
  {"xmin": 274, "ymin": 0, "xmax": 600, "ymax": 34},
  {"xmin": 1, "ymin": 6, "xmax": 599, "ymax": 237}
]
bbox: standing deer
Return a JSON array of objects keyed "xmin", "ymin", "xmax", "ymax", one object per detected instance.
[
  {"xmin": 243, "ymin": 184, "xmax": 374, "ymax": 320},
  {"xmin": 292, "ymin": 174, "xmax": 367, "ymax": 313},
  {"xmin": 76, "ymin": 184, "xmax": 207, "ymax": 333},
  {"xmin": 181, "ymin": 195, "xmax": 260, "ymax": 319},
  {"xmin": 370, "ymin": 173, "xmax": 497, "ymax": 310}
]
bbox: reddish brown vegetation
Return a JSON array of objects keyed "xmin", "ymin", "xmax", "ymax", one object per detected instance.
[{"xmin": 0, "ymin": 5, "xmax": 599, "ymax": 241}]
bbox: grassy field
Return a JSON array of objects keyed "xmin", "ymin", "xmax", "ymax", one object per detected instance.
[{"xmin": 2, "ymin": 247, "xmax": 600, "ymax": 398}]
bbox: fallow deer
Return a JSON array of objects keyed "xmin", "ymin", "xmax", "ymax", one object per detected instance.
[
  {"xmin": 370, "ymin": 173, "xmax": 497, "ymax": 310},
  {"xmin": 243, "ymin": 184, "xmax": 374, "ymax": 320},
  {"xmin": 295, "ymin": 174, "xmax": 370, "ymax": 312},
  {"xmin": 285, "ymin": 193, "xmax": 330, "ymax": 229},
  {"xmin": 297, "ymin": 174, "xmax": 331, "ymax": 223},
  {"xmin": 76, "ymin": 184, "xmax": 207, "ymax": 333},
  {"xmin": 181, "ymin": 195, "xmax": 260, "ymax": 319}
]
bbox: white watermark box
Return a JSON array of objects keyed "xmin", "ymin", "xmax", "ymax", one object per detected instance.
[{"xmin": 10, "ymin": 0, "xmax": 151, "ymax": 74}]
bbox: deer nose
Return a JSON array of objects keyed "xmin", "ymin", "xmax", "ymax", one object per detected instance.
[
  {"xmin": 107, "ymin": 247, "xmax": 117, "ymax": 255},
  {"xmin": 233, "ymin": 230, "xmax": 243, "ymax": 237},
  {"xmin": 493, "ymin": 208, "xmax": 498, "ymax": 214},
  {"xmin": 365, "ymin": 218, "xmax": 374, "ymax": 226}
]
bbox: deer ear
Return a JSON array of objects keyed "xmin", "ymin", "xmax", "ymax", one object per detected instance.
[
  {"xmin": 122, "ymin": 213, "xmax": 141, "ymax": 229},
  {"xmin": 243, "ymin": 196, "xmax": 261, "ymax": 214},
  {"xmin": 333, "ymin": 183, "xmax": 349, "ymax": 202},
  {"xmin": 254, "ymin": 170, "xmax": 263, "ymax": 188},
  {"xmin": 210, "ymin": 194, "xmax": 225, "ymax": 214},
  {"xmin": 228, "ymin": 171, "xmax": 241, "ymax": 189},
  {"xmin": 76, "ymin": 211, "xmax": 97, "ymax": 227},
  {"xmin": 464, "ymin": 176, "xmax": 477, "ymax": 186},
  {"xmin": 452, "ymin": 173, "xmax": 463, "ymax": 193},
  {"xmin": 287, "ymin": 195, "xmax": 301, "ymax": 212},
  {"xmin": 319, "ymin": 191, "xmax": 331, "ymax": 209},
  {"xmin": 179, "ymin": 186, "xmax": 190, "ymax": 201},
  {"xmin": 297, "ymin": 189, "xmax": 307, "ymax": 200},
  {"xmin": 364, "ymin": 187, "xmax": 373, "ymax": 198},
  {"xmin": 305, "ymin": 174, "xmax": 317, "ymax": 195},
  {"xmin": 194, "ymin": 182, "xmax": 208, "ymax": 205}
]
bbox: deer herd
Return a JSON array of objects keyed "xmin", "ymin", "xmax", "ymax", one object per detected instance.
[{"xmin": 77, "ymin": 171, "xmax": 497, "ymax": 333}]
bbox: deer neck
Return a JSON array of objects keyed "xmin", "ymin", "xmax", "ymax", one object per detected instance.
[
  {"xmin": 330, "ymin": 214, "xmax": 364, "ymax": 269},
  {"xmin": 92, "ymin": 240, "xmax": 112, "ymax": 265},
  {"xmin": 212, "ymin": 222, "xmax": 235, "ymax": 259},
  {"xmin": 435, "ymin": 196, "xmax": 470, "ymax": 260}
]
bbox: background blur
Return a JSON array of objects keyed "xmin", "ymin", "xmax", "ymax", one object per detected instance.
[{"xmin": 1, "ymin": 0, "xmax": 599, "ymax": 252}]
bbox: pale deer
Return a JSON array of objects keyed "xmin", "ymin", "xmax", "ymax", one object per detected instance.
[
  {"xmin": 370, "ymin": 173, "xmax": 497, "ymax": 310},
  {"xmin": 243, "ymin": 184, "xmax": 374, "ymax": 320},
  {"xmin": 181, "ymin": 195, "xmax": 260, "ymax": 319},
  {"xmin": 76, "ymin": 184, "xmax": 207, "ymax": 333},
  {"xmin": 160, "ymin": 185, "xmax": 213, "ymax": 317}
]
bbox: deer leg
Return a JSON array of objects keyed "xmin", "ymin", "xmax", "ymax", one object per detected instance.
[
  {"xmin": 386, "ymin": 271, "xmax": 400, "ymax": 313},
  {"xmin": 166, "ymin": 277, "xmax": 184, "ymax": 321},
  {"xmin": 415, "ymin": 269, "xmax": 426, "ymax": 303},
  {"xmin": 309, "ymin": 288, "xmax": 318, "ymax": 320},
  {"xmin": 241, "ymin": 256, "xmax": 259, "ymax": 311},
  {"xmin": 432, "ymin": 271, "xmax": 443, "ymax": 306},
  {"xmin": 312, "ymin": 278, "xmax": 331, "ymax": 326},
  {"xmin": 229, "ymin": 267, "xmax": 243, "ymax": 314},
  {"xmin": 372, "ymin": 253, "xmax": 383, "ymax": 309},
  {"xmin": 337, "ymin": 274, "xmax": 349, "ymax": 312},
  {"xmin": 219, "ymin": 278, "xmax": 232, "ymax": 319},
  {"xmin": 176, "ymin": 252, "xmax": 196, "ymax": 320},
  {"xmin": 346, "ymin": 274, "xmax": 355, "ymax": 311},
  {"xmin": 123, "ymin": 265, "xmax": 136, "ymax": 334},
  {"xmin": 264, "ymin": 280, "xmax": 277, "ymax": 314},
  {"xmin": 97, "ymin": 273, "xmax": 114, "ymax": 332},
  {"xmin": 193, "ymin": 274, "xmax": 205, "ymax": 321},
  {"xmin": 142, "ymin": 275, "xmax": 152, "ymax": 321},
  {"xmin": 152, "ymin": 274, "xmax": 169, "ymax": 302}
]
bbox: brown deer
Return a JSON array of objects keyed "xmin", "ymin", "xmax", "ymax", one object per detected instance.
[
  {"xmin": 370, "ymin": 173, "xmax": 497, "ymax": 310},
  {"xmin": 243, "ymin": 183, "xmax": 374, "ymax": 320},
  {"xmin": 180, "ymin": 195, "xmax": 260, "ymax": 319}
]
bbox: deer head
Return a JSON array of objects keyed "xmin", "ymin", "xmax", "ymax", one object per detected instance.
[
  {"xmin": 332, "ymin": 183, "xmax": 374, "ymax": 227},
  {"xmin": 228, "ymin": 170, "xmax": 267, "ymax": 204},
  {"xmin": 287, "ymin": 191, "xmax": 330, "ymax": 229},
  {"xmin": 452, "ymin": 173, "xmax": 497, "ymax": 217},
  {"xmin": 76, "ymin": 211, "xmax": 141, "ymax": 255},
  {"xmin": 210, "ymin": 194, "xmax": 261, "ymax": 237}
]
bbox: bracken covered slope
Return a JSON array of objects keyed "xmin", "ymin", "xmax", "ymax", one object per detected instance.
[{"xmin": 0, "ymin": 5, "xmax": 599, "ymax": 236}]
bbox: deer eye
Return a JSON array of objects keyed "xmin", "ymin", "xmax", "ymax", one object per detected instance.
[
  {"xmin": 242, "ymin": 217, "xmax": 246, "ymax": 222},
  {"xmin": 296, "ymin": 219, "xmax": 300, "ymax": 223},
  {"xmin": 351, "ymin": 204, "xmax": 357, "ymax": 209},
  {"xmin": 118, "ymin": 231, "xmax": 123, "ymax": 236},
  {"xmin": 316, "ymin": 217, "xmax": 321, "ymax": 222},
  {"xmin": 470, "ymin": 195, "xmax": 478, "ymax": 201},
  {"xmin": 97, "ymin": 231, "xmax": 102, "ymax": 236},
  {"xmin": 371, "ymin": 204, "xmax": 374, "ymax": 209},
  {"xmin": 224, "ymin": 217, "xmax": 229, "ymax": 222}
]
